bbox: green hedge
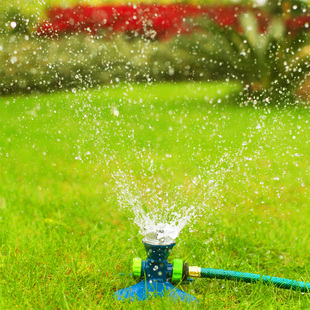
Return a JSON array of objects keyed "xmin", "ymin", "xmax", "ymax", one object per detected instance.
[{"xmin": 0, "ymin": 32, "xmax": 218, "ymax": 95}]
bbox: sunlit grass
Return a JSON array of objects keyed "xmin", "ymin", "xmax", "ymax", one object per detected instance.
[{"xmin": 0, "ymin": 82, "xmax": 309, "ymax": 308}]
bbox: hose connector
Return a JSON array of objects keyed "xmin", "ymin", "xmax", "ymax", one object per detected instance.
[{"xmin": 188, "ymin": 266, "xmax": 201, "ymax": 278}]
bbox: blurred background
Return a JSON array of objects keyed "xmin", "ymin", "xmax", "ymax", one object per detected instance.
[{"xmin": 1, "ymin": 0, "xmax": 310, "ymax": 102}]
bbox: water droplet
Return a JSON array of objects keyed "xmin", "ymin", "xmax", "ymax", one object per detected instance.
[{"xmin": 10, "ymin": 21, "xmax": 17, "ymax": 29}]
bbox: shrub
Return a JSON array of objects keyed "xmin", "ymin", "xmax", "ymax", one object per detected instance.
[
  {"xmin": 0, "ymin": 7, "xmax": 36, "ymax": 36},
  {"xmin": 183, "ymin": 11, "xmax": 310, "ymax": 103},
  {"xmin": 1, "ymin": 2, "xmax": 310, "ymax": 100},
  {"xmin": 0, "ymin": 32, "xmax": 212, "ymax": 95}
]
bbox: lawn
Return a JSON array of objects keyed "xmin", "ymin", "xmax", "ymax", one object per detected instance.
[{"xmin": 0, "ymin": 82, "xmax": 309, "ymax": 309}]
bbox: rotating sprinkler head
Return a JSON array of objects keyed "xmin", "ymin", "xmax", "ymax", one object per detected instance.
[
  {"xmin": 115, "ymin": 235, "xmax": 310, "ymax": 302},
  {"xmin": 114, "ymin": 232, "xmax": 197, "ymax": 302}
]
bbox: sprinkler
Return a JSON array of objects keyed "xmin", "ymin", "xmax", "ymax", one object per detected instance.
[
  {"xmin": 115, "ymin": 232, "xmax": 198, "ymax": 302},
  {"xmin": 115, "ymin": 235, "xmax": 310, "ymax": 302}
]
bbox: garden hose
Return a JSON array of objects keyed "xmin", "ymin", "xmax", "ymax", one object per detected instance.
[{"xmin": 188, "ymin": 266, "xmax": 310, "ymax": 292}]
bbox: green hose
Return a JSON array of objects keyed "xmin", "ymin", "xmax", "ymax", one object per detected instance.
[{"xmin": 200, "ymin": 268, "xmax": 310, "ymax": 292}]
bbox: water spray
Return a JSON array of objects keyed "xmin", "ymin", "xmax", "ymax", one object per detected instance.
[{"xmin": 115, "ymin": 233, "xmax": 310, "ymax": 302}]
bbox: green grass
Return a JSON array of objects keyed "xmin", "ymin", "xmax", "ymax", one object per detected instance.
[{"xmin": 0, "ymin": 81, "xmax": 309, "ymax": 309}]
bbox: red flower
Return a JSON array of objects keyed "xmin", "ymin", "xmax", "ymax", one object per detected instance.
[
  {"xmin": 36, "ymin": 4, "xmax": 310, "ymax": 39},
  {"xmin": 286, "ymin": 15, "xmax": 310, "ymax": 32}
]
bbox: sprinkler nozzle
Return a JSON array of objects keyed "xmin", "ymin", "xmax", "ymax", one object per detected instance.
[{"xmin": 142, "ymin": 231, "xmax": 175, "ymax": 246}]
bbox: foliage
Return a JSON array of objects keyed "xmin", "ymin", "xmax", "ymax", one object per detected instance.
[
  {"xmin": 34, "ymin": 3, "xmax": 310, "ymax": 40},
  {"xmin": 0, "ymin": 33, "xmax": 206, "ymax": 95},
  {"xmin": 37, "ymin": 4, "xmax": 197, "ymax": 39},
  {"xmin": 0, "ymin": 7, "xmax": 35, "ymax": 36},
  {"xmin": 1, "ymin": 2, "xmax": 310, "ymax": 100},
  {"xmin": 36, "ymin": 4, "xmax": 253, "ymax": 40},
  {"xmin": 177, "ymin": 9, "xmax": 310, "ymax": 102}
]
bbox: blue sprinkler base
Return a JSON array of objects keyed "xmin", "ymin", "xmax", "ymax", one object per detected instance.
[{"xmin": 115, "ymin": 280, "xmax": 198, "ymax": 302}]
